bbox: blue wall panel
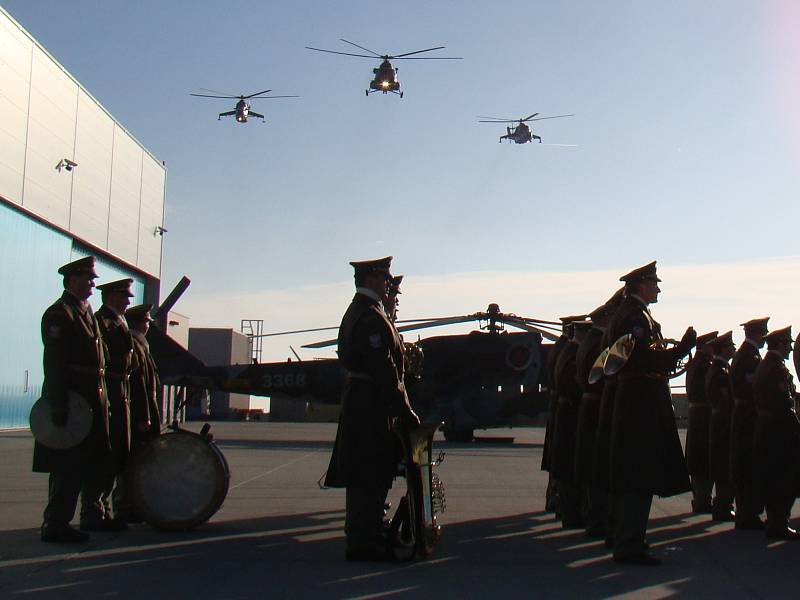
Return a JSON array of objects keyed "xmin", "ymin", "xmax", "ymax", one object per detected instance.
[{"xmin": 0, "ymin": 204, "xmax": 145, "ymax": 428}]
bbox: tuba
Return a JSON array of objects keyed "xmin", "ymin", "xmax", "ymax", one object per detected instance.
[{"xmin": 388, "ymin": 421, "xmax": 446, "ymax": 560}]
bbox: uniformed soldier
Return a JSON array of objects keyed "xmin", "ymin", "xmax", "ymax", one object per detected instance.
[
  {"xmin": 753, "ymin": 326, "xmax": 800, "ymax": 539},
  {"xmin": 93, "ymin": 278, "xmax": 136, "ymax": 530},
  {"xmin": 384, "ymin": 275, "xmax": 403, "ymax": 323},
  {"xmin": 574, "ymin": 290, "xmax": 624, "ymax": 538},
  {"xmin": 34, "ymin": 256, "xmax": 112, "ymax": 543},
  {"xmin": 730, "ymin": 317, "xmax": 769, "ymax": 530},
  {"xmin": 608, "ymin": 261, "xmax": 694, "ymax": 565},
  {"xmin": 324, "ymin": 257, "xmax": 420, "ymax": 560},
  {"xmin": 683, "ymin": 330, "xmax": 719, "ymax": 514},
  {"xmin": 706, "ymin": 331, "xmax": 737, "ymax": 521},
  {"xmin": 551, "ymin": 319, "xmax": 592, "ymax": 528},
  {"xmin": 126, "ymin": 304, "xmax": 162, "ymax": 448},
  {"xmin": 542, "ymin": 315, "xmax": 584, "ymax": 513}
]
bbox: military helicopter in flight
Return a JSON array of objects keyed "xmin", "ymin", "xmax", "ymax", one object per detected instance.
[
  {"xmin": 190, "ymin": 88, "xmax": 298, "ymax": 123},
  {"xmin": 478, "ymin": 113, "xmax": 574, "ymax": 144},
  {"xmin": 149, "ymin": 296, "xmax": 562, "ymax": 442},
  {"xmin": 305, "ymin": 39, "xmax": 463, "ymax": 98}
]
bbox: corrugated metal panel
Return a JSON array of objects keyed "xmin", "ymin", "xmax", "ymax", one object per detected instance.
[
  {"xmin": 137, "ymin": 154, "xmax": 165, "ymax": 276},
  {"xmin": 22, "ymin": 45, "xmax": 78, "ymax": 228},
  {"xmin": 70, "ymin": 89, "xmax": 113, "ymax": 244},
  {"xmin": 107, "ymin": 127, "xmax": 143, "ymax": 264},
  {"xmin": 0, "ymin": 205, "xmax": 72, "ymax": 428},
  {"xmin": 0, "ymin": 15, "xmax": 31, "ymax": 206}
]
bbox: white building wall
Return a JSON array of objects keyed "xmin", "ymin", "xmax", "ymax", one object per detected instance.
[
  {"xmin": 0, "ymin": 14, "xmax": 30, "ymax": 205},
  {"xmin": 70, "ymin": 89, "xmax": 114, "ymax": 242},
  {"xmin": 0, "ymin": 8, "xmax": 165, "ymax": 279}
]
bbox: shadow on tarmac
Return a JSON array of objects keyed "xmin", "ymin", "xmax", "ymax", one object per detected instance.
[{"xmin": 2, "ymin": 506, "xmax": 798, "ymax": 599}]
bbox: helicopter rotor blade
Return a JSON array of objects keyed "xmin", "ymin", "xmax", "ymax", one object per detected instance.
[
  {"xmin": 339, "ymin": 38, "xmax": 384, "ymax": 57},
  {"xmin": 250, "ymin": 325, "xmax": 340, "ymax": 339},
  {"xmin": 529, "ymin": 114, "xmax": 575, "ymax": 121},
  {"xmin": 190, "ymin": 93, "xmax": 239, "ymax": 99},
  {"xmin": 521, "ymin": 113, "xmax": 540, "ymax": 121},
  {"xmin": 391, "ymin": 46, "xmax": 448, "ymax": 58},
  {"xmin": 199, "ymin": 87, "xmax": 239, "ymax": 96},
  {"xmin": 305, "ymin": 46, "xmax": 378, "ymax": 59},
  {"xmin": 244, "ymin": 89, "xmax": 272, "ymax": 98},
  {"xmin": 392, "ymin": 56, "xmax": 464, "ymax": 60},
  {"xmin": 501, "ymin": 319, "xmax": 561, "ymax": 341},
  {"xmin": 478, "ymin": 119, "xmax": 518, "ymax": 123},
  {"xmin": 249, "ymin": 95, "xmax": 300, "ymax": 99}
]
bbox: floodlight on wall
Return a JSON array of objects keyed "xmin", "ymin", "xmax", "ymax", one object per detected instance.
[
  {"xmin": 154, "ymin": 226, "xmax": 168, "ymax": 236},
  {"xmin": 56, "ymin": 158, "xmax": 77, "ymax": 172}
]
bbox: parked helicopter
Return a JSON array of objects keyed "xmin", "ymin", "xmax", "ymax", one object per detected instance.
[
  {"xmin": 305, "ymin": 39, "xmax": 462, "ymax": 98},
  {"xmin": 190, "ymin": 88, "xmax": 298, "ymax": 123},
  {"xmin": 149, "ymin": 295, "xmax": 562, "ymax": 442},
  {"xmin": 478, "ymin": 113, "xmax": 574, "ymax": 144}
]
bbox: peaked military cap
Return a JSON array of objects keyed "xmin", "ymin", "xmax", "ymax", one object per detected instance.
[
  {"xmin": 695, "ymin": 330, "xmax": 719, "ymax": 348},
  {"xmin": 619, "ymin": 261, "xmax": 661, "ymax": 283},
  {"xmin": 709, "ymin": 331, "xmax": 734, "ymax": 352},
  {"xmin": 125, "ymin": 303, "xmax": 154, "ymax": 323},
  {"xmin": 740, "ymin": 317, "xmax": 769, "ymax": 335},
  {"xmin": 57, "ymin": 256, "xmax": 98, "ymax": 278},
  {"xmin": 349, "ymin": 256, "xmax": 392, "ymax": 277},
  {"xmin": 560, "ymin": 314, "xmax": 588, "ymax": 323},
  {"xmin": 96, "ymin": 278, "xmax": 135, "ymax": 297},
  {"xmin": 389, "ymin": 275, "xmax": 404, "ymax": 294},
  {"xmin": 764, "ymin": 326, "xmax": 792, "ymax": 346}
]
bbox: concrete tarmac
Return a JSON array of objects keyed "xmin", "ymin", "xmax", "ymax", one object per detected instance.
[{"xmin": 1, "ymin": 422, "xmax": 799, "ymax": 599}]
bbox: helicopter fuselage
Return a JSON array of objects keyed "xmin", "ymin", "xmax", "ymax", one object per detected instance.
[{"xmin": 368, "ymin": 59, "xmax": 401, "ymax": 95}]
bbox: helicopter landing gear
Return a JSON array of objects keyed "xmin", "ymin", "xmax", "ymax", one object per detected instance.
[
  {"xmin": 365, "ymin": 89, "xmax": 369, "ymax": 97},
  {"xmin": 400, "ymin": 91, "xmax": 404, "ymax": 99}
]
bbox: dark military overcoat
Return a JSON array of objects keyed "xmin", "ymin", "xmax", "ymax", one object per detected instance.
[
  {"xmin": 608, "ymin": 295, "xmax": 690, "ymax": 497},
  {"xmin": 541, "ymin": 334, "xmax": 568, "ymax": 472},
  {"xmin": 129, "ymin": 331, "xmax": 162, "ymax": 446},
  {"xmin": 325, "ymin": 293, "xmax": 412, "ymax": 489},
  {"xmin": 684, "ymin": 355, "xmax": 712, "ymax": 479},
  {"xmin": 574, "ymin": 326, "xmax": 605, "ymax": 484},
  {"xmin": 729, "ymin": 341, "xmax": 760, "ymax": 486},
  {"xmin": 753, "ymin": 352, "xmax": 800, "ymax": 500},
  {"xmin": 550, "ymin": 341, "xmax": 581, "ymax": 481},
  {"xmin": 706, "ymin": 358, "xmax": 733, "ymax": 484},
  {"xmin": 96, "ymin": 305, "xmax": 133, "ymax": 469},
  {"xmin": 592, "ymin": 326, "xmax": 617, "ymax": 493},
  {"xmin": 33, "ymin": 292, "xmax": 111, "ymax": 473}
]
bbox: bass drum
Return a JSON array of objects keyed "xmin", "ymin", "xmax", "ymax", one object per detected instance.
[{"xmin": 127, "ymin": 428, "xmax": 230, "ymax": 531}]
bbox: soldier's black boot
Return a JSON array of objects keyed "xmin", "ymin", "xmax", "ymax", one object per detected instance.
[{"xmin": 41, "ymin": 522, "xmax": 89, "ymax": 543}]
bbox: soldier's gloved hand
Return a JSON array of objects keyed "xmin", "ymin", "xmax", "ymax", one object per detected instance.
[
  {"xmin": 677, "ymin": 327, "xmax": 697, "ymax": 356},
  {"xmin": 51, "ymin": 406, "xmax": 69, "ymax": 427}
]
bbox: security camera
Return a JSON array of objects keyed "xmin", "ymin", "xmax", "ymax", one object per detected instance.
[{"xmin": 56, "ymin": 158, "xmax": 78, "ymax": 172}]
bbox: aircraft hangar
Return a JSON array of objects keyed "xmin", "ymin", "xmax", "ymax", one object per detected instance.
[{"xmin": 0, "ymin": 7, "xmax": 166, "ymax": 428}]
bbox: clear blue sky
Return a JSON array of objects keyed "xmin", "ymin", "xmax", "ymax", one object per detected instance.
[{"xmin": 5, "ymin": 1, "xmax": 799, "ymax": 351}]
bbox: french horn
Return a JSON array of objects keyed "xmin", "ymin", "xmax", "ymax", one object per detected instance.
[
  {"xmin": 588, "ymin": 347, "xmax": 610, "ymax": 385},
  {"xmin": 603, "ymin": 334, "xmax": 635, "ymax": 376}
]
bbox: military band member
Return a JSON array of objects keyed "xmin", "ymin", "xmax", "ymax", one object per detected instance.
[
  {"xmin": 542, "ymin": 316, "xmax": 583, "ymax": 513},
  {"xmin": 126, "ymin": 304, "xmax": 162, "ymax": 447},
  {"xmin": 384, "ymin": 274, "xmax": 403, "ymax": 323},
  {"xmin": 753, "ymin": 326, "xmax": 800, "ymax": 540},
  {"xmin": 34, "ymin": 256, "xmax": 111, "ymax": 543},
  {"xmin": 93, "ymin": 278, "xmax": 136, "ymax": 529},
  {"xmin": 706, "ymin": 331, "xmax": 737, "ymax": 521},
  {"xmin": 324, "ymin": 257, "xmax": 420, "ymax": 561},
  {"xmin": 574, "ymin": 292, "xmax": 623, "ymax": 538},
  {"xmin": 551, "ymin": 319, "xmax": 592, "ymax": 528},
  {"xmin": 608, "ymin": 261, "xmax": 694, "ymax": 565},
  {"xmin": 683, "ymin": 331, "xmax": 718, "ymax": 514}
]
